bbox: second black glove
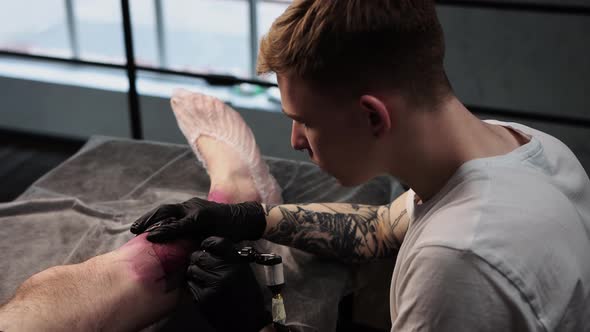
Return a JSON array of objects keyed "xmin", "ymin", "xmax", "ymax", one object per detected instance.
[{"xmin": 188, "ymin": 236, "xmax": 272, "ymax": 332}]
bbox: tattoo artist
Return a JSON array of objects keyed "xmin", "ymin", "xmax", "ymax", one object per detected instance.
[{"xmin": 131, "ymin": 0, "xmax": 590, "ymax": 331}]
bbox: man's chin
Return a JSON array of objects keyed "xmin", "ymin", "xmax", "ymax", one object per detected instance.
[
  {"xmin": 333, "ymin": 167, "xmax": 384, "ymax": 187},
  {"xmin": 317, "ymin": 162, "xmax": 371, "ymax": 186}
]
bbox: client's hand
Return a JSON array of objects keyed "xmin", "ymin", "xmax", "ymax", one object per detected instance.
[
  {"xmin": 130, "ymin": 197, "xmax": 266, "ymax": 243},
  {"xmin": 189, "ymin": 236, "xmax": 272, "ymax": 332}
]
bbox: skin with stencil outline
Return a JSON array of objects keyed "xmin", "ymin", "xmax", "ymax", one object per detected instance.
[{"xmin": 120, "ymin": 233, "xmax": 195, "ymax": 293}]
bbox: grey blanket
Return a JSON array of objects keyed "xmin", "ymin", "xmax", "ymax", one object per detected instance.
[{"xmin": 0, "ymin": 136, "xmax": 403, "ymax": 331}]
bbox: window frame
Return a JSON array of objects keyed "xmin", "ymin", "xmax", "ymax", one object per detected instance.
[{"xmin": 0, "ymin": 0, "xmax": 588, "ymax": 140}]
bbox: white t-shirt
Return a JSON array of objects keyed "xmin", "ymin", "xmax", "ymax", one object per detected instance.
[{"xmin": 390, "ymin": 120, "xmax": 590, "ymax": 331}]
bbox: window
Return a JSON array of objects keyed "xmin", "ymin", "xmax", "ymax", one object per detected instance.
[
  {"xmin": 162, "ymin": 0, "xmax": 250, "ymax": 77},
  {"xmin": 74, "ymin": 0, "xmax": 125, "ymax": 63},
  {"xmin": 0, "ymin": 0, "xmax": 71, "ymax": 57},
  {"xmin": 0, "ymin": 0, "xmax": 291, "ymax": 81},
  {"xmin": 130, "ymin": 0, "xmax": 158, "ymax": 67},
  {"xmin": 1, "ymin": 0, "xmax": 587, "ymax": 143}
]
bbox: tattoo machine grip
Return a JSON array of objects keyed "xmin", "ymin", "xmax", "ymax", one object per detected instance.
[
  {"xmin": 236, "ymin": 247, "xmax": 284, "ymax": 287},
  {"xmin": 237, "ymin": 246, "xmax": 286, "ymax": 324}
]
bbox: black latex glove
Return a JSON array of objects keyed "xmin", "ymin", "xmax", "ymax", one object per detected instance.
[
  {"xmin": 130, "ymin": 197, "xmax": 266, "ymax": 243},
  {"xmin": 189, "ymin": 236, "xmax": 272, "ymax": 332}
]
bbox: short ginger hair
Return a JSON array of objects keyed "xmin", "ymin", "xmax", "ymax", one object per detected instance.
[{"xmin": 257, "ymin": 0, "xmax": 452, "ymax": 106}]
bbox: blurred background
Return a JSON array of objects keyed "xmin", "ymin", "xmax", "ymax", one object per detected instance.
[
  {"xmin": 0, "ymin": 0, "xmax": 588, "ymax": 200},
  {"xmin": 0, "ymin": 0, "xmax": 285, "ymax": 77}
]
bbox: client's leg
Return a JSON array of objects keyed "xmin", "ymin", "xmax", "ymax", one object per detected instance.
[
  {"xmin": 0, "ymin": 235, "xmax": 195, "ymax": 332},
  {"xmin": 0, "ymin": 94, "xmax": 282, "ymax": 331}
]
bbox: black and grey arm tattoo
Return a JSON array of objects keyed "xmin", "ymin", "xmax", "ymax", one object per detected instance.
[{"xmin": 263, "ymin": 203, "xmax": 407, "ymax": 262}]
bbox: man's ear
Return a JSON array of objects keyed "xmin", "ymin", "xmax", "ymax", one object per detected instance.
[{"xmin": 359, "ymin": 95, "xmax": 392, "ymax": 138}]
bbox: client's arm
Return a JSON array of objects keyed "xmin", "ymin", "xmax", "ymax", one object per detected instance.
[
  {"xmin": 0, "ymin": 234, "xmax": 195, "ymax": 332},
  {"xmin": 262, "ymin": 191, "xmax": 410, "ymax": 262}
]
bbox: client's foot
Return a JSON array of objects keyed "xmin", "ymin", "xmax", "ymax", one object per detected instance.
[{"xmin": 170, "ymin": 89, "xmax": 283, "ymax": 205}]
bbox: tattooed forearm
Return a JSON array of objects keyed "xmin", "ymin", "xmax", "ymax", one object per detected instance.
[{"xmin": 263, "ymin": 200, "xmax": 409, "ymax": 262}]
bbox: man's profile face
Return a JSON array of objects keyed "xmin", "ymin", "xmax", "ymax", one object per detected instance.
[{"xmin": 277, "ymin": 73, "xmax": 380, "ymax": 186}]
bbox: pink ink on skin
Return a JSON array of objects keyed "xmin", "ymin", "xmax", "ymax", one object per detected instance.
[
  {"xmin": 207, "ymin": 190, "xmax": 231, "ymax": 204},
  {"xmin": 151, "ymin": 240, "xmax": 194, "ymax": 275},
  {"xmin": 122, "ymin": 190, "xmax": 231, "ymax": 289},
  {"xmin": 121, "ymin": 233, "xmax": 196, "ymax": 290}
]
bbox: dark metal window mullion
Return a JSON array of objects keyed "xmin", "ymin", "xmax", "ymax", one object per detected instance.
[
  {"xmin": 154, "ymin": 0, "xmax": 167, "ymax": 68},
  {"xmin": 64, "ymin": 0, "xmax": 80, "ymax": 59},
  {"xmin": 121, "ymin": 0, "xmax": 142, "ymax": 140},
  {"xmin": 248, "ymin": 0, "xmax": 259, "ymax": 78}
]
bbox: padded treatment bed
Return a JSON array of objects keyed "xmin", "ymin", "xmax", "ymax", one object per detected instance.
[{"xmin": 0, "ymin": 136, "xmax": 403, "ymax": 331}]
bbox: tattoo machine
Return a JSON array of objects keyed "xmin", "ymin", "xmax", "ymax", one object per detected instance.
[{"xmin": 237, "ymin": 246, "xmax": 286, "ymax": 325}]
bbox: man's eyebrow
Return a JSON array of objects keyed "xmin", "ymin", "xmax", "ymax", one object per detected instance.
[{"xmin": 281, "ymin": 108, "xmax": 305, "ymax": 122}]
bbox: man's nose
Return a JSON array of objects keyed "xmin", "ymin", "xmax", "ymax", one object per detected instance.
[{"xmin": 291, "ymin": 120, "xmax": 308, "ymax": 151}]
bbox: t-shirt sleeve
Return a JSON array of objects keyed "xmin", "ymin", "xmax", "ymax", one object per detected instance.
[{"xmin": 392, "ymin": 246, "xmax": 531, "ymax": 332}]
